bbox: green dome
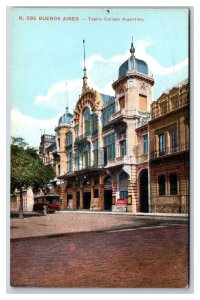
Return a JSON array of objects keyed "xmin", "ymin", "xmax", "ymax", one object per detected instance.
[
  {"xmin": 118, "ymin": 57, "xmax": 149, "ymax": 79},
  {"xmin": 58, "ymin": 110, "xmax": 73, "ymax": 126},
  {"xmin": 118, "ymin": 42, "xmax": 149, "ymax": 79}
]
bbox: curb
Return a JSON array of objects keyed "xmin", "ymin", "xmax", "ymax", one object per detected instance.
[
  {"xmin": 57, "ymin": 210, "xmax": 189, "ymax": 218},
  {"xmin": 10, "ymin": 222, "xmax": 188, "ymax": 242}
]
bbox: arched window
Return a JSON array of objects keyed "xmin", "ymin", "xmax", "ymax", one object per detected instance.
[
  {"xmin": 83, "ymin": 108, "xmax": 90, "ymax": 134},
  {"xmin": 104, "ymin": 176, "xmax": 112, "ymax": 185},
  {"xmin": 82, "ymin": 143, "xmax": 90, "ymax": 169},
  {"xmin": 91, "ymin": 114, "xmax": 98, "ymax": 135}
]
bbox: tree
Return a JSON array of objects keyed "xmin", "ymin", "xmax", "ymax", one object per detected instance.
[{"xmin": 11, "ymin": 137, "xmax": 55, "ymax": 218}]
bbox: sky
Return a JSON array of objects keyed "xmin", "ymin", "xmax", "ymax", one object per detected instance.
[{"xmin": 9, "ymin": 7, "xmax": 189, "ymax": 148}]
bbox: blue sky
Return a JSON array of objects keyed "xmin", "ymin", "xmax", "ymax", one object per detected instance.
[{"xmin": 10, "ymin": 7, "xmax": 189, "ymax": 147}]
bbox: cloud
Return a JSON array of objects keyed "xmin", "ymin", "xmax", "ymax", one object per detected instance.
[
  {"xmin": 33, "ymin": 38, "xmax": 188, "ymax": 113},
  {"xmin": 34, "ymin": 79, "xmax": 82, "ymax": 114},
  {"xmin": 140, "ymin": 51, "xmax": 188, "ymax": 76},
  {"xmin": 11, "ymin": 39, "xmax": 188, "ymax": 148},
  {"xmin": 11, "ymin": 107, "xmax": 60, "ymax": 148}
]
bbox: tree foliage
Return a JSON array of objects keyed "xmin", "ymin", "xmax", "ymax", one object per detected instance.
[{"xmin": 11, "ymin": 137, "xmax": 55, "ymax": 193}]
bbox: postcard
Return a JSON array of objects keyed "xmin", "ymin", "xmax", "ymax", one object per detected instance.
[{"xmin": 9, "ymin": 6, "xmax": 189, "ymax": 290}]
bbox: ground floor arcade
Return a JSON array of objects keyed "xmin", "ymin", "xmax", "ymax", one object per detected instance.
[{"xmin": 58, "ymin": 164, "xmax": 150, "ymax": 213}]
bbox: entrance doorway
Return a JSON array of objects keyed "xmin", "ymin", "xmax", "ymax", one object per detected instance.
[
  {"xmin": 139, "ymin": 169, "xmax": 149, "ymax": 212},
  {"xmin": 104, "ymin": 176, "xmax": 112, "ymax": 210},
  {"xmin": 83, "ymin": 192, "xmax": 91, "ymax": 209},
  {"xmin": 104, "ymin": 190, "xmax": 112, "ymax": 210},
  {"xmin": 76, "ymin": 192, "xmax": 80, "ymax": 209}
]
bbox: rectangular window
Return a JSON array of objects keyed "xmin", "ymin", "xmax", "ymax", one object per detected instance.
[
  {"xmin": 120, "ymin": 140, "xmax": 126, "ymax": 156},
  {"xmin": 83, "ymin": 152, "xmax": 89, "ymax": 168},
  {"xmin": 158, "ymin": 175, "xmax": 166, "ymax": 195},
  {"xmin": 169, "ymin": 173, "xmax": 178, "ymax": 195},
  {"xmin": 104, "ymin": 133, "xmax": 115, "ymax": 162},
  {"xmin": 169, "ymin": 128, "xmax": 177, "ymax": 153},
  {"xmin": 159, "ymin": 133, "xmax": 166, "ymax": 156},
  {"xmin": 93, "ymin": 150, "xmax": 98, "ymax": 167},
  {"xmin": 119, "ymin": 97, "xmax": 125, "ymax": 109},
  {"xmin": 75, "ymin": 126, "xmax": 79, "ymax": 138},
  {"xmin": 139, "ymin": 95, "xmax": 147, "ymax": 112},
  {"xmin": 75, "ymin": 149, "xmax": 79, "ymax": 171},
  {"xmin": 66, "ymin": 132, "xmax": 72, "ymax": 146},
  {"xmin": 67, "ymin": 151, "xmax": 72, "ymax": 173},
  {"xmin": 143, "ymin": 134, "xmax": 148, "ymax": 155}
]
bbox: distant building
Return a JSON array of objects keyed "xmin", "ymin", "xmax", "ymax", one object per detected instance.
[
  {"xmin": 39, "ymin": 134, "xmax": 56, "ymax": 167},
  {"xmin": 10, "ymin": 187, "xmax": 34, "ymax": 212},
  {"xmin": 39, "ymin": 42, "xmax": 189, "ymax": 213}
]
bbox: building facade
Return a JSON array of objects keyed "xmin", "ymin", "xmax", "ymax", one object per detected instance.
[
  {"xmin": 149, "ymin": 79, "xmax": 189, "ymax": 213},
  {"xmin": 40, "ymin": 43, "xmax": 189, "ymax": 213}
]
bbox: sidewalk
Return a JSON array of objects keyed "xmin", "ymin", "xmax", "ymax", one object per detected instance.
[{"xmin": 10, "ymin": 210, "xmax": 188, "ymax": 240}]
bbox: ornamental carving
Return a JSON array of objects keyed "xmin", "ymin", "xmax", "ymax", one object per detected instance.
[
  {"xmin": 73, "ymin": 90, "xmax": 103, "ymax": 125},
  {"xmin": 122, "ymin": 165, "xmax": 131, "ymax": 178}
]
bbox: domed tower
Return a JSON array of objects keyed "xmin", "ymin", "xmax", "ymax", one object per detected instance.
[
  {"xmin": 109, "ymin": 41, "xmax": 155, "ymax": 213},
  {"xmin": 112, "ymin": 41, "xmax": 154, "ymax": 114},
  {"xmin": 54, "ymin": 107, "xmax": 73, "ymax": 178},
  {"xmin": 58, "ymin": 108, "xmax": 73, "ymax": 127}
]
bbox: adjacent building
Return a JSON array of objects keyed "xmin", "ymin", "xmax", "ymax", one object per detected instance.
[
  {"xmin": 39, "ymin": 42, "xmax": 189, "ymax": 214},
  {"xmin": 149, "ymin": 79, "xmax": 189, "ymax": 213}
]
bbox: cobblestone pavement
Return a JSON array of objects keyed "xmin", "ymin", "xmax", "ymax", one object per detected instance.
[
  {"xmin": 10, "ymin": 224, "xmax": 188, "ymax": 288},
  {"xmin": 10, "ymin": 211, "xmax": 188, "ymax": 239},
  {"xmin": 10, "ymin": 212, "xmax": 189, "ymax": 288}
]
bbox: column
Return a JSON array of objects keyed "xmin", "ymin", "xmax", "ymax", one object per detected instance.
[
  {"xmin": 72, "ymin": 187, "xmax": 77, "ymax": 209},
  {"xmin": 98, "ymin": 184, "xmax": 104, "ymax": 210},
  {"xmin": 60, "ymin": 183, "xmax": 67, "ymax": 209},
  {"xmin": 80, "ymin": 186, "xmax": 83, "ymax": 209}
]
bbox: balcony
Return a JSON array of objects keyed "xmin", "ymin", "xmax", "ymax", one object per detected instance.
[
  {"xmin": 150, "ymin": 143, "xmax": 189, "ymax": 160},
  {"xmin": 151, "ymin": 87, "xmax": 189, "ymax": 120},
  {"xmin": 92, "ymin": 129, "xmax": 98, "ymax": 136},
  {"xmin": 105, "ymin": 156, "xmax": 132, "ymax": 168},
  {"xmin": 74, "ymin": 131, "xmax": 91, "ymax": 144},
  {"xmin": 110, "ymin": 109, "xmax": 125, "ymax": 123}
]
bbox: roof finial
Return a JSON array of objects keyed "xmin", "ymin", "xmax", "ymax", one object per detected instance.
[
  {"xmin": 82, "ymin": 39, "xmax": 88, "ymax": 92},
  {"xmin": 130, "ymin": 37, "xmax": 135, "ymax": 55},
  {"xmin": 65, "ymin": 82, "xmax": 69, "ymax": 113},
  {"xmin": 83, "ymin": 39, "xmax": 87, "ymax": 76}
]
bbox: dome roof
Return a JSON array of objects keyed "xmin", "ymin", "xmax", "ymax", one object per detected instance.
[
  {"xmin": 118, "ymin": 42, "xmax": 149, "ymax": 79},
  {"xmin": 58, "ymin": 109, "xmax": 73, "ymax": 126}
]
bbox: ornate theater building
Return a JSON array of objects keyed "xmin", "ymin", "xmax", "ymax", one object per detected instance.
[{"xmin": 39, "ymin": 42, "xmax": 189, "ymax": 213}]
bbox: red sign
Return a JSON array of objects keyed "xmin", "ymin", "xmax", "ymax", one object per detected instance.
[{"xmin": 117, "ymin": 198, "xmax": 127, "ymax": 207}]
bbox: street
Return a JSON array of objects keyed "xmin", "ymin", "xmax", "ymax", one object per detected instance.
[{"xmin": 10, "ymin": 213, "xmax": 188, "ymax": 288}]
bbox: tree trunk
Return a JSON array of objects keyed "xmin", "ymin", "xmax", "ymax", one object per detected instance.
[{"xmin": 18, "ymin": 188, "xmax": 24, "ymax": 219}]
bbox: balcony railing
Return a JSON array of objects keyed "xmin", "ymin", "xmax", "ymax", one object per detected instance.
[
  {"xmin": 92, "ymin": 129, "xmax": 98, "ymax": 136},
  {"xmin": 105, "ymin": 156, "xmax": 132, "ymax": 167},
  {"xmin": 75, "ymin": 131, "xmax": 91, "ymax": 143},
  {"xmin": 151, "ymin": 95, "xmax": 189, "ymax": 120},
  {"xmin": 150, "ymin": 143, "xmax": 189, "ymax": 159},
  {"xmin": 110, "ymin": 109, "xmax": 125, "ymax": 122}
]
